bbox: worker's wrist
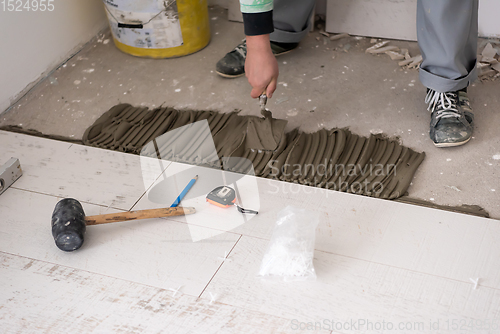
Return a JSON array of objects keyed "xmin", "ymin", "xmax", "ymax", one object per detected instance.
[{"xmin": 246, "ymin": 34, "xmax": 272, "ymax": 53}]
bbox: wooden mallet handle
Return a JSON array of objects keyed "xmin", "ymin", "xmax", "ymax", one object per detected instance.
[
  {"xmin": 52, "ymin": 199, "xmax": 197, "ymax": 252},
  {"xmin": 85, "ymin": 207, "xmax": 196, "ymax": 225}
]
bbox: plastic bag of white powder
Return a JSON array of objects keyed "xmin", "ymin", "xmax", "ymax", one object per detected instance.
[{"xmin": 258, "ymin": 206, "xmax": 320, "ymax": 282}]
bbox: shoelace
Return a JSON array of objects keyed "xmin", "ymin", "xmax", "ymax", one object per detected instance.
[
  {"xmin": 234, "ymin": 40, "xmax": 247, "ymax": 59},
  {"xmin": 425, "ymin": 90, "xmax": 461, "ymax": 120}
]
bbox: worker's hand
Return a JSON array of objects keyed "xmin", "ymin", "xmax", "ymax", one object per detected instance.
[{"xmin": 245, "ymin": 35, "xmax": 279, "ymax": 99}]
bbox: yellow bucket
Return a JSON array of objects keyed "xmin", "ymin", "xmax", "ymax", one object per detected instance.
[{"xmin": 103, "ymin": 0, "xmax": 210, "ymax": 58}]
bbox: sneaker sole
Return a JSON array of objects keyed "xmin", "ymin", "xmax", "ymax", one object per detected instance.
[
  {"xmin": 215, "ymin": 71, "xmax": 245, "ymax": 78},
  {"xmin": 272, "ymin": 47, "xmax": 297, "ymax": 57},
  {"xmin": 433, "ymin": 136, "xmax": 471, "ymax": 148},
  {"xmin": 215, "ymin": 46, "xmax": 297, "ymax": 78}
]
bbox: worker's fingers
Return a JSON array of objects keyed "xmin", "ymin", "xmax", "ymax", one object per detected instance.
[
  {"xmin": 266, "ymin": 78, "xmax": 277, "ymax": 99},
  {"xmin": 251, "ymin": 86, "xmax": 267, "ymax": 99}
]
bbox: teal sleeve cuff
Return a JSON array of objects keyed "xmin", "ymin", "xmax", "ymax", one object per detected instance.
[{"xmin": 240, "ymin": 0, "xmax": 273, "ymax": 13}]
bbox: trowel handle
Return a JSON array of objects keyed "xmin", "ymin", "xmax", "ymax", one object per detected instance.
[{"xmin": 259, "ymin": 93, "xmax": 267, "ymax": 111}]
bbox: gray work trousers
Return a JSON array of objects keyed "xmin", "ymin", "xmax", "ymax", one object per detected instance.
[{"xmin": 271, "ymin": 0, "xmax": 478, "ymax": 92}]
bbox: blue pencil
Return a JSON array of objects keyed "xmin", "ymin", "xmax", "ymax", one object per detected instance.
[{"xmin": 170, "ymin": 175, "xmax": 198, "ymax": 207}]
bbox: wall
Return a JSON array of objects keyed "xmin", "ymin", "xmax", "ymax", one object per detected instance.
[
  {"xmin": 326, "ymin": 0, "xmax": 500, "ymax": 41},
  {"xmin": 0, "ymin": 0, "xmax": 108, "ymax": 113},
  {"xmin": 478, "ymin": 0, "xmax": 500, "ymax": 38},
  {"xmin": 208, "ymin": 0, "xmax": 228, "ymax": 9}
]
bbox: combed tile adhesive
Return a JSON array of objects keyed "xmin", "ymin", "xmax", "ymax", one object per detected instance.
[{"xmin": 83, "ymin": 104, "xmax": 425, "ymax": 200}]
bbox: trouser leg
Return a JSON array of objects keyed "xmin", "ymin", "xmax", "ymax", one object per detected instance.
[
  {"xmin": 417, "ymin": 0, "xmax": 478, "ymax": 92},
  {"xmin": 270, "ymin": 0, "xmax": 316, "ymax": 43}
]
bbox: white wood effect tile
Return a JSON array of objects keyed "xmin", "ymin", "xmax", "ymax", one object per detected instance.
[
  {"xmin": 2, "ymin": 134, "xmax": 498, "ymax": 332},
  {"xmin": 133, "ymin": 162, "xmax": 500, "ymax": 290},
  {"xmin": 250, "ymin": 180, "xmax": 500, "ymax": 290},
  {"xmin": 0, "ymin": 188, "xmax": 239, "ymax": 296},
  {"xmin": 0, "ymin": 253, "xmax": 330, "ymax": 334},
  {"xmin": 0, "ymin": 130, "xmax": 168, "ymax": 210},
  {"xmin": 204, "ymin": 235, "xmax": 500, "ymax": 333}
]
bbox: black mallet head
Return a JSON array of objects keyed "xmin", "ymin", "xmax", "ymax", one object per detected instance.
[{"xmin": 51, "ymin": 198, "xmax": 86, "ymax": 252}]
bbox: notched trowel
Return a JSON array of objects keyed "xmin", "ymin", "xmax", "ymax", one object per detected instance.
[{"xmin": 244, "ymin": 94, "xmax": 287, "ymax": 152}]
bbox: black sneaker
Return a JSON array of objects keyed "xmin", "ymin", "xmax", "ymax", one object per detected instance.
[
  {"xmin": 425, "ymin": 88, "xmax": 474, "ymax": 147},
  {"xmin": 215, "ymin": 40, "xmax": 298, "ymax": 78}
]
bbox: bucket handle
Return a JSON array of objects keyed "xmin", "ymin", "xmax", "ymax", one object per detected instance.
[{"xmin": 118, "ymin": 23, "xmax": 144, "ymax": 29}]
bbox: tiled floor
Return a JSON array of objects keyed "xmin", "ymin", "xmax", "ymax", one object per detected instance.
[{"xmin": 1, "ymin": 129, "xmax": 500, "ymax": 333}]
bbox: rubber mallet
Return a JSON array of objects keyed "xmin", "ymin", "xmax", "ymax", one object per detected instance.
[{"xmin": 51, "ymin": 198, "xmax": 195, "ymax": 252}]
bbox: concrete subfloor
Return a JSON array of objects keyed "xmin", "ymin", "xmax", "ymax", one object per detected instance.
[{"xmin": 1, "ymin": 6, "xmax": 499, "ymax": 218}]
